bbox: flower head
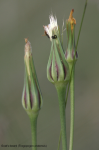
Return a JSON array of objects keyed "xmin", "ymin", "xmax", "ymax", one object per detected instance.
[
  {"xmin": 47, "ymin": 38, "xmax": 70, "ymax": 85},
  {"xmin": 22, "ymin": 39, "xmax": 43, "ymax": 116},
  {"xmin": 43, "ymin": 14, "xmax": 70, "ymax": 85},
  {"xmin": 43, "ymin": 15, "xmax": 58, "ymax": 40},
  {"xmin": 65, "ymin": 9, "xmax": 78, "ymax": 64}
]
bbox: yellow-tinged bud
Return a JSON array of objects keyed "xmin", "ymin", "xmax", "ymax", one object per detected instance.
[{"xmin": 65, "ymin": 9, "xmax": 78, "ymax": 64}]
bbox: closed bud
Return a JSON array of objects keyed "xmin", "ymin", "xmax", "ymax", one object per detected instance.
[
  {"xmin": 47, "ymin": 37, "xmax": 70, "ymax": 85},
  {"xmin": 22, "ymin": 39, "xmax": 43, "ymax": 116},
  {"xmin": 65, "ymin": 9, "xmax": 78, "ymax": 64}
]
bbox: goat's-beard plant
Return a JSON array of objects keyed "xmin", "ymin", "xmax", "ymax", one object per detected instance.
[
  {"xmin": 43, "ymin": 15, "xmax": 70, "ymax": 150},
  {"xmin": 22, "ymin": 39, "xmax": 43, "ymax": 150}
]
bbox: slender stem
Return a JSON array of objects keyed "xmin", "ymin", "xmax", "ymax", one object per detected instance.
[
  {"xmin": 69, "ymin": 65, "xmax": 75, "ymax": 150},
  {"xmin": 57, "ymin": 85, "xmax": 68, "ymax": 150},
  {"xmin": 56, "ymin": 84, "xmax": 67, "ymax": 150},
  {"xmin": 29, "ymin": 114, "xmax": 38, "ymax": 150}
]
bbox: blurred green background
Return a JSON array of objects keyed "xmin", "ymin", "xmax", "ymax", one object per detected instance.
[{"xmin": 0, "ymin": 0, "xmax": 99, "ymax": 150}]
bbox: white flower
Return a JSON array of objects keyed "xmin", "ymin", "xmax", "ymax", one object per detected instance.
[{"xmin": 43, "ymin": 15, "xmax": 58, "ymax": 40}]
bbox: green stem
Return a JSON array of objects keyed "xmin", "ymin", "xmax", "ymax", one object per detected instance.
[
  {"xmin": 56, "ymin": 84, "xmax": 67, "ymax": 150},
  {"xmin": 69, "ymin": 65, "xmax": 75, "ymax": 150},
  {"xmin": 29, "ymin": 114, "xmax": 38, "ymax": 150}
]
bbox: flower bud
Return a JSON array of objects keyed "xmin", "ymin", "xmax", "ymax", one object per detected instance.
[
  {"xmin": 43, "ymin": 15, "xmax": 70, "ymax": 85},
  {"xmin": 22, "ymin": 39, "xmax": 43, "ymax": 116},
  {"xmin": 65, "ymin": 9, "xmax": 78, "ymax": 64},
  {"xmin": 47, "ymin": 35, "xmax": 70, "ymax": 85}
]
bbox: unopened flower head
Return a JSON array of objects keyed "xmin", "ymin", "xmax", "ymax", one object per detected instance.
[
  {"xmin": 43, "ymin": 15, "xmax": 58, "ymax": 41},
  {"xmin": 65, "ymin": 9, "xmax": 78, "ymax": 64},
  {"xmin": 44, "ymin": 15, "xmax": 70, "ymax": 85},
  {"xmin": 22, "ymin": 39, "xmax": 43, "ymax": 116}
]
